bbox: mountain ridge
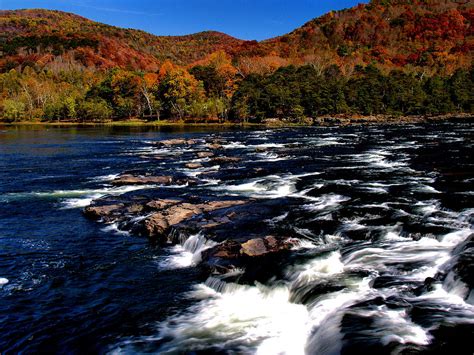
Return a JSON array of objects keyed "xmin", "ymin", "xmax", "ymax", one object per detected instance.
[{"xmin": 1, "ymin": 1, "xmax": 473, "ymax": 73}]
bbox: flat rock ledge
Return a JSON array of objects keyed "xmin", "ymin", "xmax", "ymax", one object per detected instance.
[
  {"xmin": 111, "ymin": 174, "xmax": 197, "ymax": 186},
  {"xmin": 84, "ymin": 194, "xmax": 300, "ymax": 281},
  {"xmin": 157, "ymin": 138, "xmax": 196, "ymax": 146},
  {"xmin": 141, "ymin": 200, "xmax": 247, "ymax": 242},
  {"xmin": 201, "ymin": 236, "xmax": 297, "ymax": 276},
  {"xmin": 85, "ymin": 198, "xmax": 247, "ymax": 244}
]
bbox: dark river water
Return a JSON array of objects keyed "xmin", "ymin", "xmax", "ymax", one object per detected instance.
[{"xmin": 0, "ymin": 123, "xmax": 473, "ymax": 354}]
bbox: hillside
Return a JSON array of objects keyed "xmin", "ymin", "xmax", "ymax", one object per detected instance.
[
  {"xmin": 1, "ymin": 0, "xmax": 473, "ymax": 74},
  {"xmin": 0, "ymin": 1, "xmax": 473, "ymax": 124},
  {"xmin": 0, "ymin": 9, "xmax": 257, "ymax": 71},
  {"xmin": 264, "ymin": 0, "xmax": 474, "ymax": 74}
]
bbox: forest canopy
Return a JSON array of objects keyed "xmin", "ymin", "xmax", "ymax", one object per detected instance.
[
  {"xmin": 0, "ymin": 0, "xmax": 473, "ymax": 122},
  {"xmin": 1, "ymin": 57, "xmax": 472, "ymax": 122}
]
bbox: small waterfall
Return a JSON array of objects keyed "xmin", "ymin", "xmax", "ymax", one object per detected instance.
[{"xmin": 157, "ymin": 232, "xmax": 217, "ymax": 269}]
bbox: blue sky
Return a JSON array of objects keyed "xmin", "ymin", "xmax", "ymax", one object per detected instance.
[{"xmin": 1, "ymin": 0, "xmax": 366, "ymax": 40}]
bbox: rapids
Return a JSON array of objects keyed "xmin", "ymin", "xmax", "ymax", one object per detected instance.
[{"xmin": 0, "ymin": 123, "xmax": 473, "ymax": 354}]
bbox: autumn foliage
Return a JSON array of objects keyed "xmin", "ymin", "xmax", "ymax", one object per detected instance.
[{"xmin": 0, "ymin": 0, "xmax": 472, "ymax": 122}]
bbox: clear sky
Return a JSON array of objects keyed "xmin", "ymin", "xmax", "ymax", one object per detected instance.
[{"xmin": 1, "ymin": 0, "xmax": 367, "ymax": 41}]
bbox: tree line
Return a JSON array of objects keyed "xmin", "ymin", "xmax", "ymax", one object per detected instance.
[{"xmin": 1, "ymin": 51, "xmax": 472, "ymax": 123}]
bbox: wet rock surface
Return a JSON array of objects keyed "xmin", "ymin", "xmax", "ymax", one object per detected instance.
[{"xmin": 111, "ymin": 174, "xmax": 173, "ymax": 186}]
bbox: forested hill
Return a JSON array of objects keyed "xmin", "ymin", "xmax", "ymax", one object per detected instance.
[
  {"xmin": 1, "ymin": 0, "xmax": 473, "ymax": 73},
  {"xmin": 0, "ymin": 1, "xmax": 473, "ymax": 123},
  {"xmin": 0, "ymin": 9, "xmax": 252, "ymax": 70}
]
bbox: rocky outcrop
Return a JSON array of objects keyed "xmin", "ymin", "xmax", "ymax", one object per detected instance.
[
  {"xmin": 241, "ymin": 236, "xmax": 291, "ymax": 256},
  {"xmin": 141, "ymin": 200, "xmax": 248, "ymax": 243},
  {"xmin": 196, "ymin": 151, "xmax": 215, "ymax": 158},
  {"xmin": 111, "ymin": 174, "xmax": 173, "ymax": 186},
  {"xmin": 157, "ymin": 138, "xmax": 196, "ymax": 146},
  {"xmin": 111, "ymin": 174, "xmax": 199, "ymax": 186},
  {"xmin": 84, "ymin": 203, "xmax": 125, "ymax": 222},
  {"xmin": 201, "ymin": 236, "xmax": 296, "ymax": 275},
  {"xmin": 185, "ymin": 163, "xmax": 202, "ymax": 169},
  {"xmin": 85, "ymin": 195, "xmax": 247, "ymax": 244}
]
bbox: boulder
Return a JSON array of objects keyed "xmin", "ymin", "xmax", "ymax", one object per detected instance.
[
  {"xmin": 197, "ymin": 151, "xmax": 215, "ymax": 158},
  {"xmin": 158, "ymin": 138, "xmax": 196, "ymax": 146},
  {"xmin": 207, "ymin": 143, "xmax": 223, "ymax": 150},
  {"xmin": 111, "ymin": 174, "xmax": 173, "ymax": 186},
  {"xmin": 84, "ymin": 204, "xmax": 124, "ymax": 221},
  {"xmin": 200, "ymin": 236, "xmax": 296, "ymax": 279},
  {"xmin": 185, "ymin": 163, "xmax": 203, "ymax": 169},
  {"xmin": 138, "ymin": 199, "xmax": 246, "ymax": 242},
  {"xmin": 241, "ymin": 236, "xmax": 293, "ymax": 257}
]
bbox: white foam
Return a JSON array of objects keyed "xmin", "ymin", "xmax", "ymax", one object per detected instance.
[
  {"xmin": 286, "ymin": 251, "xmax": 345, "ymax": 284},
  {"xmin": 413, "ymin": 185, "xmax": 442, "ymax": 194},
  {"xmin": 0, "ymin": 278, "xmax": 9, "ymax": 286},
  {"xmin": 350, "ymin": 307, "xmax": 432, "ymax": 346},
  {"xmin": 3, "ymin": 185, "xmax": 158, "ymax": 209},
  {"xmin": 101, "ymin": 223, "xmax": 130, "ymax": 236},
  {"xmin": 153, "ymin": 282, "xmax": 311, "ymax": 355},
  {"xmin": 302, "ymin": 194, "xmax": 350, "ymax": 211},
  {"xmin": 60, "ymin": 185, "xmax": 158, "ymax": 209},
  {"xmin": 158, "ymin": 233, "xmax": 216, "ymax": 269},
  {"xmin": 306, "ymin": 277, "xmax": 374, "ymax": 354},
  {"xmin": 217, "ymin": 175, "xmax": 297, "ymax": 198},
  {"xmin": 88, "ymin": 173, "xmax": 121, "ymax": 182}
]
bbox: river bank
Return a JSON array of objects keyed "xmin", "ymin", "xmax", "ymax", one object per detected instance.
[{"xmin": 1, "ymin": 113, "xmax": 472, "ymax": 127}]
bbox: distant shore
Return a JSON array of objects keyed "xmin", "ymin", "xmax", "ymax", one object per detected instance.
[{"xmin": 1, "ymin": 113, "xmax": 472, "ymax": 127}]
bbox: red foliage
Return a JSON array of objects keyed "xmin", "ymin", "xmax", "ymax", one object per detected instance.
[{"xmin": 1, "ymin": 0, "xmax": 472, "ymax": 74}]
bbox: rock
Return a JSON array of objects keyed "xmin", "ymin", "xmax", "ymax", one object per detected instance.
[
  {"xmin": 201, "ymin": 236, "xmax": 296, "ymax": 279},
  {"xmin": 112, "ymin": 174, "xmax": 173, "ymax": 186},
  {"xmin": 138, "ymin": 199, "xmax": 246, "ymax": 242},
  {"xmin": 84, "ymin": 204, "xmax": 124, "ymax": 221},
  {"xmin": 158, "ymin": 138, "xmax": 196, "ymax": 146},
  {"xmin": 211, "ymin": 156, "xmax": 241, "ymax": 164},
  {"xmin": 202, "ymin": 216, "xmax": 232, "ymax": 229},
  {"xmin": 207, "ymin": 143, "xmax": 223, "ymax": 150},
  {"xmin": 145, "ymin": 199, "xmax": 182, "ymax": 210},
  {"xmin": 143, "ymin": 213, "xmax": 169, "ymax": 237},
  {"xmin": 241, "ymin": 238, "xmax": 267, "ymax": 256},
  {"xmin": 185, "ymin": 163, "xmax": 202, "ymax": 169},
  {"xmin": 211, "ymin": 240, "xmax": 242, "ymax": 258},
  {"xmin": 197, "ymin": 151, "xmax": 214, "ymax": 158},
  {"xmin": 204, "ymin": 200, "xmax": 246, "ymax": 211},
  {"xmin": 202, "ymin": 236, "xmax": 293, "ymax": 265},
  {"xmin": 241, "ymin": 236, "xmax": 294, "ymax": 257}
]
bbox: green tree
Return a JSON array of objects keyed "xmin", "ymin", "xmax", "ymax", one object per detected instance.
[
  {"xmin": 2, "ymin": 99, "xmax": 26, "ymax": 121},
  {"xmin": 424, "ymin": 76, "xmax": 455, "ymax": 114},
  {"xmin": 449, "ymin": 69, "xmax": 472, "ymax": 112}
]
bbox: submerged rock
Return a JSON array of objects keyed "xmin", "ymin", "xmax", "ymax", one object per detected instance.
[{"xmin": 211, "ymin": 156, "xmax": 241, "ymax": 164}]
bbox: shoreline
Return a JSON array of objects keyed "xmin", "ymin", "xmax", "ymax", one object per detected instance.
[{"xmin": 1, "ymin": 113, "xmax": 472, "ymax": 127}]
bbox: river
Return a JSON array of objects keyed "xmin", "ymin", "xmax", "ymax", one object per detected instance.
[{"xmin": 0, "ymin": 123, "xmax": 473, "ymax": 354}]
